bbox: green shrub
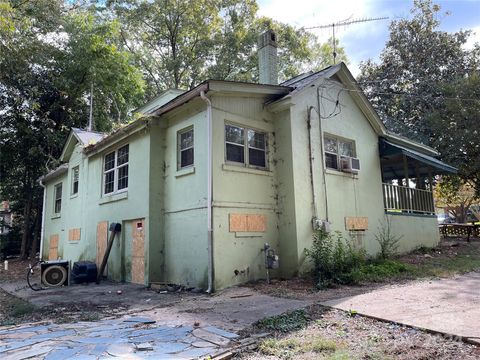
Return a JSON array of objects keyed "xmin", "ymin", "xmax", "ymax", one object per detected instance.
[
  {"xmin": 305, "ymin": 230, "xmax": 366, "ymax": 288},
  {"xmin": 354, "ymin": 260, "xmax": 412, "ymax": 282},
  {"xmin": 256, "ymin": 309, "xmax": 308, "ymax": 333}
]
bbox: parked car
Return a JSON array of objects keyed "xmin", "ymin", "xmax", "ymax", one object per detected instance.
[{"xmin": 437, "ymin": 213, "xmax": 455, "ymax": 224}]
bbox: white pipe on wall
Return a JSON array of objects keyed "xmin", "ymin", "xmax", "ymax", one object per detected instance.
[
  {"xmin": 38, "ymin": 179, "xmax": 47, "ymax": 261},
  {"xmin": 200, "ymin": 90, "xmax": 214, "ymax": 293}
]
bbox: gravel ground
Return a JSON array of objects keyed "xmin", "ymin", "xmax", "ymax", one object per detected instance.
[{"xmin": 238, "ymin": 305, "xmax": 480, "ymax": 360}]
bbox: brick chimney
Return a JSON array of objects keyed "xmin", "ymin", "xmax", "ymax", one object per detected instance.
[{"xmin": 258, "ymin": 30, "xmax": 278, "ymax": 85}]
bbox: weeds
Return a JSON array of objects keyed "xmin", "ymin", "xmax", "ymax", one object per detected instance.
[
  {"xmin": 259, "ymin": 335, "xmax": 337, "ymax": 359},
  {"xmin": 305, "ymin": 230, "xmax": 365, "ymax": 288},
  {"xmin": 256, "ymin": 309, "xmax": 308, "ymax": 333},
  {"xmin": 375, "ymin": 217, "xmax": 402, "ymax": 260}
]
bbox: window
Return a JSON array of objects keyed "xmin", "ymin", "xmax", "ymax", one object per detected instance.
[
  {"xmin": 103, "ymin": 144, "xmax": 129, "ymax": 195},
  {"xmin": 324, "ymin": 135, "xmax": 355, "ymax": 170},
  {"xmin": 71, "ymin": 166, "xmax": 79, "ymax": 195},
  {"xmin": 225, "ymin": 124, "xmax": 267, "ymax": 168},
  {"xmin": 178, "ymin": 127, "xmax": 194, "ymax": 169},
  {"xmin": 54, "ymin": 183, "xmax": 62, "ymax": 214}
]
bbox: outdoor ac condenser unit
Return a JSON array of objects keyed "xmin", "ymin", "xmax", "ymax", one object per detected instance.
[
  {"xmin": 341, "ymin": 156, "xmax": 360, "ymax": 174},
  {"xmin": 40, "ymin": 260, "xmax": 69, "ymax": 287}
]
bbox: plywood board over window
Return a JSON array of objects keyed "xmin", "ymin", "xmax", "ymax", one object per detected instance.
[
  {"xmin": 131, "ymin": 219, "xmax": 145, "ymax": 284},
  {"xmin": 345, "ymin": 217, "xmax": 369, "ymax": 231},
  {"xmin": 48, "ymin": 234, "xmax": 59, "ymax": 260},
  {"xmin": 229, "ymin": 214, "xmax": 267, "ymax": 232},
  {"xmin": 96, "ymin": 221, "xmax": 108, "ymax": 275},
  {"xmin": 68, "ymin": 228, "xmax": 81, "ymax": 241}
]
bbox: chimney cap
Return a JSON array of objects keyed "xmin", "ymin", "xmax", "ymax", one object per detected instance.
[{"xmin": 258, "ymin": 29, "xmax": 277, "ymax": 49}]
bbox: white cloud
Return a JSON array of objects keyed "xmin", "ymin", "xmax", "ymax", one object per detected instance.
[{"xmin": 464, "ymin": 25, "xmax": 480, "ymax": 49}]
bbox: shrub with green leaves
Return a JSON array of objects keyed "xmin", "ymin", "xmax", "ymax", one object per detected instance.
[{"xmin": 305, "ymin": 230, "xmax": 366, "ymax": 288}]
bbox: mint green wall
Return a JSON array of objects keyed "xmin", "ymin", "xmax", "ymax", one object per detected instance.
[
  {"xmin": 160, "ymin": 103, "xmax": 209, "ymax": 287},
  {"xmin": 43, "ymin": 130, "xmax": 152, "ymax": 284},
  {"xmin": 387, "ymin": 214, "xmax": 440, "ymax": 252},
  {"xmin": 210, "ymin": 95, "xmax": 280, "ymax": 289}
]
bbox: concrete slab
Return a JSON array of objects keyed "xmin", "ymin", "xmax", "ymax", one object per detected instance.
[{"xmin": 322, "ymin": 272, "xmax": 480, "ymax": 343}]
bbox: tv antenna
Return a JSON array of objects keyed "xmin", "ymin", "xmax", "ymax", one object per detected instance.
[{"xmin": 304, "ymin": 16, "xmax": 389, "ymax": 64}]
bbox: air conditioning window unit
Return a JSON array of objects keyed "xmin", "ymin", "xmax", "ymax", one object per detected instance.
[{"xmin": 341, "ymin": 156, "xmax": 360, "ymax": 174}]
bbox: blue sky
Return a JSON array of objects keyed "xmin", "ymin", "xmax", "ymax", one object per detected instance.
[{"xmin": 257, "ymin": 0, "xmax": 480, "ymax": 75}]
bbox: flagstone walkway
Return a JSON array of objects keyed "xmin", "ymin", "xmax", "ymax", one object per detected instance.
[{"xmin": 0, "ymin": 316, "xmax": 239, "ymax": 359}]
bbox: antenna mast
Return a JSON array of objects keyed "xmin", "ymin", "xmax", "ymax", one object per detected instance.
[{"xmin": 305, "ymin": 16, "xmax": 388, "ymax": 64}]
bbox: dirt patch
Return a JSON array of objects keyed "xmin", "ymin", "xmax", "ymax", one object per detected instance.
[
  {"xmin": 238, "ymin": 305, "xmax": 480, "ymax": 360},
  {"xmin": 0, "ymin": 258, "xmax": 32, "ymax": 283}
]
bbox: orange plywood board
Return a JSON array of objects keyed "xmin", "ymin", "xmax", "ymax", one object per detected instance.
[
  {"xmin": 230, "ymin": 213, "xmax": 267, "ymax": 232},
  {"xmin": 96, "ymin": 221, "xmax": 108, "ymax": 272},
  {"xmin": 345, "ymin": 217, "xmax": 369, "ymax": 231},
  {"xmin": 48, "ymin": 234, "xmax": 59, "ymax": 260},
  {"xmin": 131, "ymin": 219, "xmax": 145, "ymax": 284},
  {"xmin": 68, "ymin": 228, "xmax": 81, "ymax": 241}
]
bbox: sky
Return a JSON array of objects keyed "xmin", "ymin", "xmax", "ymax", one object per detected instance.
[{"xmin": 257, "ymin": 0, "xmax": 480, "ymax": 76}]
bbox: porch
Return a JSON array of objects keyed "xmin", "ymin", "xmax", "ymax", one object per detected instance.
[{"xmin": 379, "ymin": 137, "xmax": 457, "ymax": 216}]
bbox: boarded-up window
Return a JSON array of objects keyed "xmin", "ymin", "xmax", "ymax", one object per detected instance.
[
  {"xmin": 96, "ymin": 221, "xmax": 108, "ymax": 274},
  {"xmin": 345, "ymin": 217, "xmax": 368, "ymax": 231},
  {"xmin": 229, "ymin": 214, "xmax": 267, "ymax": 232},
  {"xmin": 131, "ymin": 219, "xmax": 145, "ymax": 284},
  {"xmin": 68, "ymin": 228, "xmax": 81, "ymax": 241}
]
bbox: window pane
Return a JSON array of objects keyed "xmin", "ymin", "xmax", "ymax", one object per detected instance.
[
  {"xmin": 73, "ymin": 181, "xmax": 79, "ymax": 194},
  {"xmin": 325, "ymin": 153, "xmax": 338, "ymax": 169},
  {"xmin": 180, "ymin": 148, "xmax": 194, "ymax": 168},
  {"xmin": 117, "ymin": 145, "xmax": 129, "ymax": 166},
  {"xmin": 339, "ymin": 141, "xmax": 354, "ymax": 157},
  {"xmin": 118, "ymin": 165, "xmax": 128, "ymax": 190},
  {"xmin": 324, "ymin": 137, "xmax": 337, "ymax": 153},
  {"xmin": 105, "ymin": 152, "xmax": 115, "ymax": 171},
  {"xmin": 72, "ymin": 167, "xmax": 79, "ymax": 194},
  {"xmin": 55, "ymin": 199, "xmax": 61, "ymax": 213},
  {"xmin": 55, "ymin": 184, "xmax": 62, "ymax": 200},
  {"xmin": 104, "ymin": 171, "xmax": 114, "ymax": 194},
  {"xmin": 225, "ymin": 125, "xmax": 244, "ymax": 145},
  {"xmin": 226, "ymin": 143, "xmax": 245, "ymax": 163},
  {"xmin": 180, "ymin": 129, "xmax": 193, "ymax": 150},
  {"xmin": 249, "ymin": 148, "xmax": 266, "ymax": 167},
  {"xmin": 248, "ymin": 130, "xmax": 265, "ymax": 150}
]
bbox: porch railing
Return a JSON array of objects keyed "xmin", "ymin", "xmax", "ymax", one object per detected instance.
[{"xmin": 382, "ymin": 183, "xmax": 435, "ymax": 215}]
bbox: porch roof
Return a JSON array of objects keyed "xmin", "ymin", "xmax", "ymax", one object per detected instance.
[{"xmin": 379, "ymin": 138, "xmax": 457, "ymax": 181}]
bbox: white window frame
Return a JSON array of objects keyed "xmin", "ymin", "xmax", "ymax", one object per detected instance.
[
  {"xmin": 324, "ymin": 134, "xmax": 356, "ymax": 171},
  {"xmin": 224, "ymin": 123, "xmax": 268, "ymax": 170},
  {"xmin": 177, "ymin": 126, "xmax": 194, "ymax": 170},
  {"xmin": 54, "ymin": 183, "xmax": 62, "ymax": 214},
  {"xmin": 103, "ymin": 144, "xmax": 129, "ymax": 196},
  {"xmin": 71, "ymin": 166, "xmax": 79, "ymax": 196}
]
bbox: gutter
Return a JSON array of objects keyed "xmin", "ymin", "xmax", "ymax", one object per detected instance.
[
  {"xmin": 200, "ymin": 90, "xmax": 214, "ymax": 294},
  {"xmin": 38, "ymin": 178, "xmax": 47, "ymax": 261}
]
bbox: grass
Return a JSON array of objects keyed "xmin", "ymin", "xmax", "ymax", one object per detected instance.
[
  {"xmin": 0, "ymin": 290, "xmax": 37, "ymax": 326},
  {"xmin": 256, "ymin": 309, "xmax": 308, "ymax": 333},
  {"xmin": 259, "ymin": 335, "xmax": 338, "ymax": 359}
]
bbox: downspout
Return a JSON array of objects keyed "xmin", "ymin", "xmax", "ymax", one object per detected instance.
[
  {"xmin": 200, "ymin": 90, "xmax": 214, "ymax": 293},
  {"xmin": 307, "ymin": 106, "xmax": 318, "ymax": 219},
  {"xmin": 316, "ymin": 87, "xmax": 329, "ymax": 222},
  {"xmin": 38, "ymin": 178, "xmax": 47, "ymax": 261}
]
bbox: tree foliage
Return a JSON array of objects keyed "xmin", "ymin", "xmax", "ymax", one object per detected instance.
[
  {"xmin": 434, "ymin": 176, "xmax": 479, "ymax": 223},
  {"xmin": 359, "ymin": 0, "xmax": 477, "ymax": 144}
]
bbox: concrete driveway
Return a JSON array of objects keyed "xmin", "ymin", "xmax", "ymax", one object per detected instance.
[{"xmin": 322, "ymin": 272, "xmax": 480, "ymax": 345}]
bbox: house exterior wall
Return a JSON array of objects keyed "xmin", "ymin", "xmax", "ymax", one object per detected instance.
[
  {"xmin": 160, "ymin": 104, "xmax": 209, "ymax": 288},
  {"xmin": 43, "ymin": 131, "xmax": 152, "ymax": 283},
  {"xmin": 210, "ymin": 95, "xmax": 280, "ymax": 289}
]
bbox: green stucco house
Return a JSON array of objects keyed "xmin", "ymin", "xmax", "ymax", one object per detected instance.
[{"xmin": 39, "ymin": 31, "xmax": 456, "ymax": 291}]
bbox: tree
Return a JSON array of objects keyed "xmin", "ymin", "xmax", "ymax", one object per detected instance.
[
  {"xmin": 358, "ymin": 0, "xmax": 475, "ymax": 144},
  {"xmin": 434, "ymin": 176, "xmax": 479, "ymax": 223},
  {"xmin": 427, "ymin": 72, "xmax": 480, "ymax": 196},
  {"xmin": 108, "ymin": 0, "xmax": 348, "ymax": 95},
  {"xmin": 0, "ymin": 1, "xmax": 145, "ymax": 259}
]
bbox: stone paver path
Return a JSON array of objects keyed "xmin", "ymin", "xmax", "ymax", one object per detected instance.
[
  {"xmin": 322, "ymin": 272, "xmax": 480, "ymax": 345},
  {"xmin": 0, "ymin": 316, "xmax": 239, "ymax": 359}
]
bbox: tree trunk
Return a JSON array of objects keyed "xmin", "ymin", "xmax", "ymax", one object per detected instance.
[
  {"xmin": 20, "ymin": 196, "xmax": 32, "ymax": 259},
  {"xmin": 30, "ymin": 205, "xmax": 42, "ymax": 260}
]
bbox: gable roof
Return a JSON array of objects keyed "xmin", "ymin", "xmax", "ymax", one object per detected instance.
[{"xmin": 60, "ymin": 128, "xmax": 105, "ymax": 162}]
